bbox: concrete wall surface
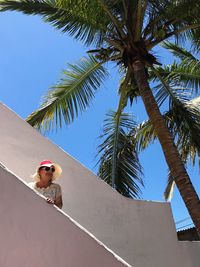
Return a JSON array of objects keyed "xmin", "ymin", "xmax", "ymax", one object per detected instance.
[
  {"xmin": 0, "ymin": 102, "xmax": 199, "ymax": 267},
  {"xmin": 179, "ymin": 241, "xmax": 200, "ymax": 267},
  {"xmin": 0, "ymin": 166, "xmax": 131, "ymax": 267}
]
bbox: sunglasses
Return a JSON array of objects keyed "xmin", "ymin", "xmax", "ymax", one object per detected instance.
[{"xmin": 39, "ymin": 166, "xmax": 55, "ymax": 173}]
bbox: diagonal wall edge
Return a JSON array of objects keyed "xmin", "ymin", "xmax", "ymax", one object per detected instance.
[{"xmin": 0, "ymin": 102, "xmax": 192, "ymax": 267}]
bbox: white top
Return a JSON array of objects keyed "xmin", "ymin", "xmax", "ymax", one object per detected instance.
[{"xmin": 29, "ymin": 182, "xmax": 62, "ymax": 202}]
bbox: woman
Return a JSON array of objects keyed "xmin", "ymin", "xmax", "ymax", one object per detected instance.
[{"xmin": 30, "ymin": 160, "xmax": 63, "ymax": 209}]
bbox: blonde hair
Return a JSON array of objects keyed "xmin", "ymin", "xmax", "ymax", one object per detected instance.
[
  {"xmin": 32, "ymin": 172, "xmax": 41, "ymax": 182},
  {"xmin": 32, "ymin": 169, "xmax": 57, "ymax": 182}
]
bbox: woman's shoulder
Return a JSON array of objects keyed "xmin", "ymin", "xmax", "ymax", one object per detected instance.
[
  {"xmin": 51, "ymin": 183, "xmax": 61, "ymax": 189},
  {"xmin": 51, "ymin": 183, "xmax": 62, "ymax": 198}
]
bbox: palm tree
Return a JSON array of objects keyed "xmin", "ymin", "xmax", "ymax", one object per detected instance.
[
  {"xmin": 136, "ymin": 95, "xmax": 200, "ymax": 200},
  {"xmin": 137, "ymin": 95, "xmax": 200, "ymax": 201},
  {"xmin": 96, "ymin": 82, "xmax": 144, "ymax": 198},
  {"xmin": 135, "ymin": 42, "xmax": 200, "ymax": 201},
  {"xmin": 1, "ymin": 0, "xmax": 200, "ymax": 234}
]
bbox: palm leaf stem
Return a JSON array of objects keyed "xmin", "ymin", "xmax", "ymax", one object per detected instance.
[
  {"xmin": 105, "ymin": 38, "xmax": 123, "ymax": 52},
  {"xmin": 97, "ymin": 0, "xmax": 126, "ymax": 39},
  {"xmin": 148, "ymin": 23, "xmax": 200, "ymax": 50},
  {"xmin": 27, "ymin": 57, "xmax": 107, "ymax": 130},
  {"xmin": 111, "ymin": 70, "xmax": 131, "ymax": 188},
  {"xmin": 122, "ymin": 0, "xmax": 128, "ymax": 23},
  {"xmin": 143, "ymin": 16, "xmax": 179, "ymax": 39},
  {"xmin": 150, "ymin": 65, "xmax": 180, "ymax": 105},
  {"xmin": 50, "ymin": 60, "xmax": 104, "ymax": 106},
  {"xmin": 162, "ymin": 41, "xmax": 196, "ymax": 61},
  {"xmin": 135, "ymin": 0, "xmax": 143, "ymax": 41}
]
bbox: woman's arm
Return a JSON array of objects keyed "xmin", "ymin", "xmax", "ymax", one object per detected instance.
[{"xmin": 55, "ymin": 195, "xmax": 63, "ymax": 209}]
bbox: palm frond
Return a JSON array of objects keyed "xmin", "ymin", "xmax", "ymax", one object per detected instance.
[
  {"xmin": 26, "ymin": 56, "xmax": 108, "ymax": 131},
  {"xmin": 150, "ymin": 58, "xmax": 200, "ymax": 107},
  {"xmin": 144, "ymin": 0, "xmax": 200, "ymax": 49},
  {"xmin": 163, "ymin": 171, "xmax": 175, "ymax": 201},
  {"xmin": 153, "ymin": 64, "xmax": 200, "ymax": 166},
  {"xmin": 150, "ymin": 65, "xmax": 190, "ymax": 107},
  {"xmin": 118, "ymin": 67, "xmax": 140, "ymax": 105},
  {"xmin": 162, "ymin": 41, "xmax": 196, "ymax": 61},
  {"xmin": 135, "ymin": 120, "xmax": 156, "ymax": 152},
  {"xmin": 97, "ymin": 110, "xmax": 143, "ymax": 199},
  {"xmin": 96, "ymin": 0, "xmax": 125, "ymax": 39},
  {"xmin": 170, "ymin": 63, "xmax": 200, "ymax": 95},
  {"xmin": 150, "ymin": 60, "xmax": 200, "ymax": 162},
  {"xmin": 158, "ymin": 43, "xmax": 200, "ymax": 95},
  {"xmin": 135, "ymin": 100, "xmax": 200, "ymax": 202},
  {"xmin": 136, "ymin": 0, "xmax": 147, "ymax": 38},
  {"xmin": 165, "ymin": 97, "xmax": 200, "ymax": 167},
  {"xmin": 189, "ymin": 28, "xmax": 200, "ymax": 53},
  {"xmin": 162, "ymin": 97, "xmax": 200, "ymax": 201},
  {"xmin": 110, "ymin": 70, "xmax": 132, "ymax": 189},
  {"xmin": 0, "ymin": 0, "xmax": 109, "ymax": 45}
]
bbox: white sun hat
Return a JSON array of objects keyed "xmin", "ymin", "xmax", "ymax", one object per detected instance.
[{"xmin": 32, "ymin": 160, "xmax": 62, "ymax": 182}]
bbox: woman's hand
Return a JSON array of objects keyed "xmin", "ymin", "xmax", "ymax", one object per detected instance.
[
  {"xmin": 46, "ymin": 197, "xmax": 55, "ymax": 205},
  {"xmin": 55, "ymin": 196, "xmax": 63, "ymax": 209}
]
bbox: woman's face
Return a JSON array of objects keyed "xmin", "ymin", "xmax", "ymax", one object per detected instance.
[{"xmin": 38, "ymin": 166, "xmax": 55, "ymax": 182}]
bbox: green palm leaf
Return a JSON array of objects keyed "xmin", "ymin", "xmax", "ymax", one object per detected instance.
[
  {"xmin": 190, "ymin": 28, "xmax": 200, "ymax": 53},
  {"xmin": 26, "ymin": 56, "xmax": 108, "ymax": 131},
  {"xmin": 166, "ymin": 97, "xmax": 200, "ymax": 166},
  {"xmin": 162, "ymin": 41, "xmax": 196, "ymax": 61},
  {"xmin": 0, "ymin": 0, "xmax": 109, "ymax": 45},
  {"xmin": 97, "ymin": 110, "xmax": 143, "ymax": 199},
  {"xmin": 119, "ymin": 77, "xmax": 140, "ymax": 105},
  {"xmin": 150, "ymin": 51, "xmax": 200, "ymax": 107},
  {"xmin": 135, "ymin": 120, "xmax": 157, "ymax": 152},
  {"xmin": 145, "ymin": 0, "xmax": 200, "ymax": 49}
]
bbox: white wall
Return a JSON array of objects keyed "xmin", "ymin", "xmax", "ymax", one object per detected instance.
[
  {"xmin": 0, "ymin": 102, "xmax": 199, "ymax": 267},
  {"xmin": 179, "ymin": 242, "xmax": 200, "ymax": 267},
  {"xmin": 0, "ymin": 166, "xmax": 131, "ymax": 267}
]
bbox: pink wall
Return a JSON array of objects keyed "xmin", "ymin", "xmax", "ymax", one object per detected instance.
[
  {"xmin": 179, "ymin": 242, "xmax": 200, "ymax": 267},
  {"xmin": 0, "ymin": 166, "xmax": 131, "ymax": 267},
  {"xmin": 0, "ymin": 102, "xmax": 199, "ymax": 267}
]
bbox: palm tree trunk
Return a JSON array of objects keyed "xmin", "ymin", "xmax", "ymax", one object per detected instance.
[{"xmin": 131, "ymin": 60, "xmax": 200, "ymax": 236}]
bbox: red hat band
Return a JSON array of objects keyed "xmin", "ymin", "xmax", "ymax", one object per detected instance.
[{"xmin": 40, "ymin": 160, "xmax": 53, "ymax": 166}]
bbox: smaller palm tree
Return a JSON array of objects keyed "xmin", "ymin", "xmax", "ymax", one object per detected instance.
[{"xmin": 97, "ymin": 110, "xmax": 143, "ymax": 199}]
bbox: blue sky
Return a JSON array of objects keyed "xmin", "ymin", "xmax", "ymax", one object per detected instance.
[{"xmin": 0, "ymin": 11, "xmax": 199, "ymax": 230}]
